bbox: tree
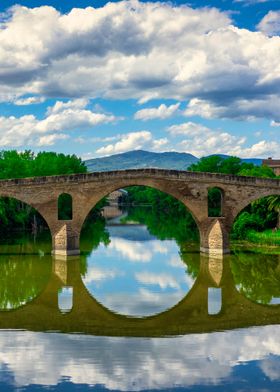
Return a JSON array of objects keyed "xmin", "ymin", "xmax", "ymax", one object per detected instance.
[
  {"xmin": 0, "ymin": 150, "xmax": 87, "ymax": 232},
  {"xmin": 267, "ymin": 196, "xmax": 280, "ymax": 229}
]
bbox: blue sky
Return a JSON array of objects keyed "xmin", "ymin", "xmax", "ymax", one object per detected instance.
[{"xmin": 0, "ymin": 0, "xmax": 279, "ymax": 160}]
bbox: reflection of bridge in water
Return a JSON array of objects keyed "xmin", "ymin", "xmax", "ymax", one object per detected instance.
[{"xmin": 1, "ymin": 255, "xmax": 280, "ymax": 337}]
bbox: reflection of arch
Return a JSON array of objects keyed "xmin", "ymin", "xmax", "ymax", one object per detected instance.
[{"xmin": 1, "ymin": 255, "xmax": 280, "ymax": 336}]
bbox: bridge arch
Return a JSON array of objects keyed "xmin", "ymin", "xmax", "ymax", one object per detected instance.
[
  {"xmin": 231, "ymin": 189, "xmax": 280, "ymax": 223},
  {"xmin": 78, "ymin": 179, "xmax": 202, "ymax": 230}
]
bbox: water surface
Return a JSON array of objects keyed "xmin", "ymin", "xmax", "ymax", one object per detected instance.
[{"xmin": 0, "ymin": 206, "xmax": 279, "ymax": 391}]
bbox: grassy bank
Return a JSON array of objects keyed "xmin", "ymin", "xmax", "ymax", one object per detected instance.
[{"xmin": 245, "ymin": 229, "xmax": 280, "ymax": 246}]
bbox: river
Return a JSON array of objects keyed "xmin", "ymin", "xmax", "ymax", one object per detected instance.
[{"xmin": 0, "ymin": 205, "xmax": 279, "ymax": 391}]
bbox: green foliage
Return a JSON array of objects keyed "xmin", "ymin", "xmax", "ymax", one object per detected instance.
[
  {"xmin": 0, "ymin": 150, "xmax": 86, "ymax": 179},
  {"xmin": 231, "ymin": 252, "xmax": 280, "ymax": 304},
  {"xmin": 245, "ymin": 229, "xmax": 280, "ymax": 246},
  {"xmin": 120, "ymin": 186, "xmax": 199, "ymax": 245},
  {"xmin": 122, "ymin": 206, "xmax": 198, "ymax": 245},
  {"xmin": 188, "ymin": 155, "xmax": 251, "ymax": 175},
  {"xmin": 0, "ymin": 150, "xmax": 86, "ymax": 232},
  {"xmin": 238, "ymin": 165, "xmax": 276, "ymax": 178}
]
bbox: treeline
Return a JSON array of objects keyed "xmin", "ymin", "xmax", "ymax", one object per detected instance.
[{"xmin": 0, "ymin": 150, "xmax": 86, "ymax": 232}]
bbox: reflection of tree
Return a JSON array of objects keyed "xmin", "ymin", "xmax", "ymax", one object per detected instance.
[
  {"xmin": 0, "ymin": 255, "xmax": 52, "ymax": 310},
  {"xmin": 122, "ymin": 206, "xmax": 199, "ymax": 245},
  {"xmin": 179, "ymin": 249, "xmax": 201, "ymax": 279},
  {"xmin": 231, "ymin": 252, "xmax": 280, "ymax": 304},
  {"xmin": 80, "ymin": 210, "xmax": 110, "ymax": 275}
]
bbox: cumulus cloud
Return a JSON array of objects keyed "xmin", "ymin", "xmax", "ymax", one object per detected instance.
[
  {"xmin": 167, "ymin": 121, "xmax": 280, "ymax": 158},
  {"xmin": 14, "ymin": 96, "xmax": 45, "ymax": 105},
  {"xmin": 134, "ymin": 103, "xmax": 180, "ymax": 120},
  {"xmin": 96, "ymin": 131, "xmax": 168, "ymax": 155},
  {"xmin": 0, "ymin": 2, "xmax": 280, "ymax": 122},
  {"xmin": 258, "ymin": 11, "xmax": 280, "ymax": 36},
  {"xmin": 0, "ymin": 98, "xmax": 116, "ymax": 147},
  {"xmin": 184, "ymin": 96, "xmax": 280, "ymax": 122}
]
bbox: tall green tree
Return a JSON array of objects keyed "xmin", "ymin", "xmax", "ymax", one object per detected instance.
[{"xmin": 0, "ymin": 150, "xmax": 87, "ymax": 232}]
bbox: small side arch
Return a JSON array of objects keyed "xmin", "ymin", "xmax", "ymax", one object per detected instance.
[
  {"xmin": 208, "ymin": 187, "xmax": 224, "ymax": 217},
  {"xmin": 58, "ymin": 193, "xmax": 73, "ymax": 221}
]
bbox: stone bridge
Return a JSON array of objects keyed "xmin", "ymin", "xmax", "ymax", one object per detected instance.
[{"xmin": 0, "ymin": 169, "xmax": 279, "ymax": 256}]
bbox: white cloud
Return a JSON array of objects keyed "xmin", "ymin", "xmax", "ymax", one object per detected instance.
[
  {"xmin": 167, "ymin": 121, "xmax": 280, "ymax": 158},
  {"xmin": 0, "ymin": 98, "xmax": 116, "ymax": 147},
  {"xmin": 184, "ymin": 96, "xmax": 280, "ymax": 122},
  {"xmin": 36, "ymin": 133, "xmax": 69, "ymax": 146},
  {"xmin": 0, "ymin": 2, "xmax": 280, "ymax": 121},
  {"xmin": 96, "ymin": 131, "xmax": 168, "ymax": 155},
  {"xmin": 258, "ymin": 11, "xmax": 280, "ymax": 36},
  {"xmin": 271, "ymin": 120, "xmax": 280, "ymax": 127},
  {"xmin": 14, "ymin": 96, "xmax": 45, "ymax": 105},
  {"xmin": 134, "ymin": 103, "xmax": 180, "ymax": 121}
]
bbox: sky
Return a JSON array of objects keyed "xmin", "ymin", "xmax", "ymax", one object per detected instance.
[{"xmin": 0, "ymin": 0, "xmax": 279, "ymax": 160}]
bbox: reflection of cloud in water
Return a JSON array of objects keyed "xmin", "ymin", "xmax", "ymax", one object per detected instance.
[
  {"xmin": 1, "ymin": 326, "xmax": 280, "ymax": 390},
  {"xmin": 83, "ymin": 266, "xmax": 124, "ymax": 284},
  {"xmin": 135, "ymin": 271, "xmax": 181, "ymax": 289},
  {"xmin": 85, "ymin": 237, "xmax": 188, "ymax": 315},
  {"xmin": 168, "ymin": 255, "xmax": 185, "ymax": 268},
  {"xmin": 260, "ymin": 357, "xmax": 280, "ymax": 381},
  {"xmin": 107, "ymin": 225, "xmax": 156, "ymax": 242},
  {"xmin": 103, "ymin": 238, "xmax": 177, "ymax": 263},
  {"xmin": 98, "ymin": 288, "xmax": 187, "ymax": 316},
  {"xmin": 105, "ymin": 238, "xmax": 154, "ymax": 262}
]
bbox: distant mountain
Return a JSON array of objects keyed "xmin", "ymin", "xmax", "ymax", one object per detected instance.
[
  {"xmin": 85, "ymin": 150, "xmax": 199, "ymax": 172},
  {"xmin": 84, "ymin": 150, "xmax": 263, "ymax": 172}
]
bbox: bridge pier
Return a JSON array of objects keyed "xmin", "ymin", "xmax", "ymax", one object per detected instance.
[
  {"xmin": 51, "ymin": 223, "xmax": 80, "ymax": 257},
  {"xmin": 200, "ymin": 218, "xmax": 230, "ymax": 257}
]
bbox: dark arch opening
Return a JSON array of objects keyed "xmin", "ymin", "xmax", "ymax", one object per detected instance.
[
  {"xmin": 58, "ymin": 193, "xmax": 73, "ymax": 220},
  {"xmin": 208, "ymin": 187, "xmax": 223, "ymax": 217}
]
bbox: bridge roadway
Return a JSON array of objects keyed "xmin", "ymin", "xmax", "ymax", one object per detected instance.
[
  {"xmin": 0, "ymin": 169, "xmax": 279, "ymax": 256},
  {"xmin": 0, "ymin": 255, "xmax": 280, "ymax": 336}
]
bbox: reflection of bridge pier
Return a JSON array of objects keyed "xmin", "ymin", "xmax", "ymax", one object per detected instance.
[
  {"xmin": 0, "ymin": 170, "xmax": 278, "ymax": 257},
  {"xmin": 0, "ymin": 254, "xmax": 280, "ymax": 336}
]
